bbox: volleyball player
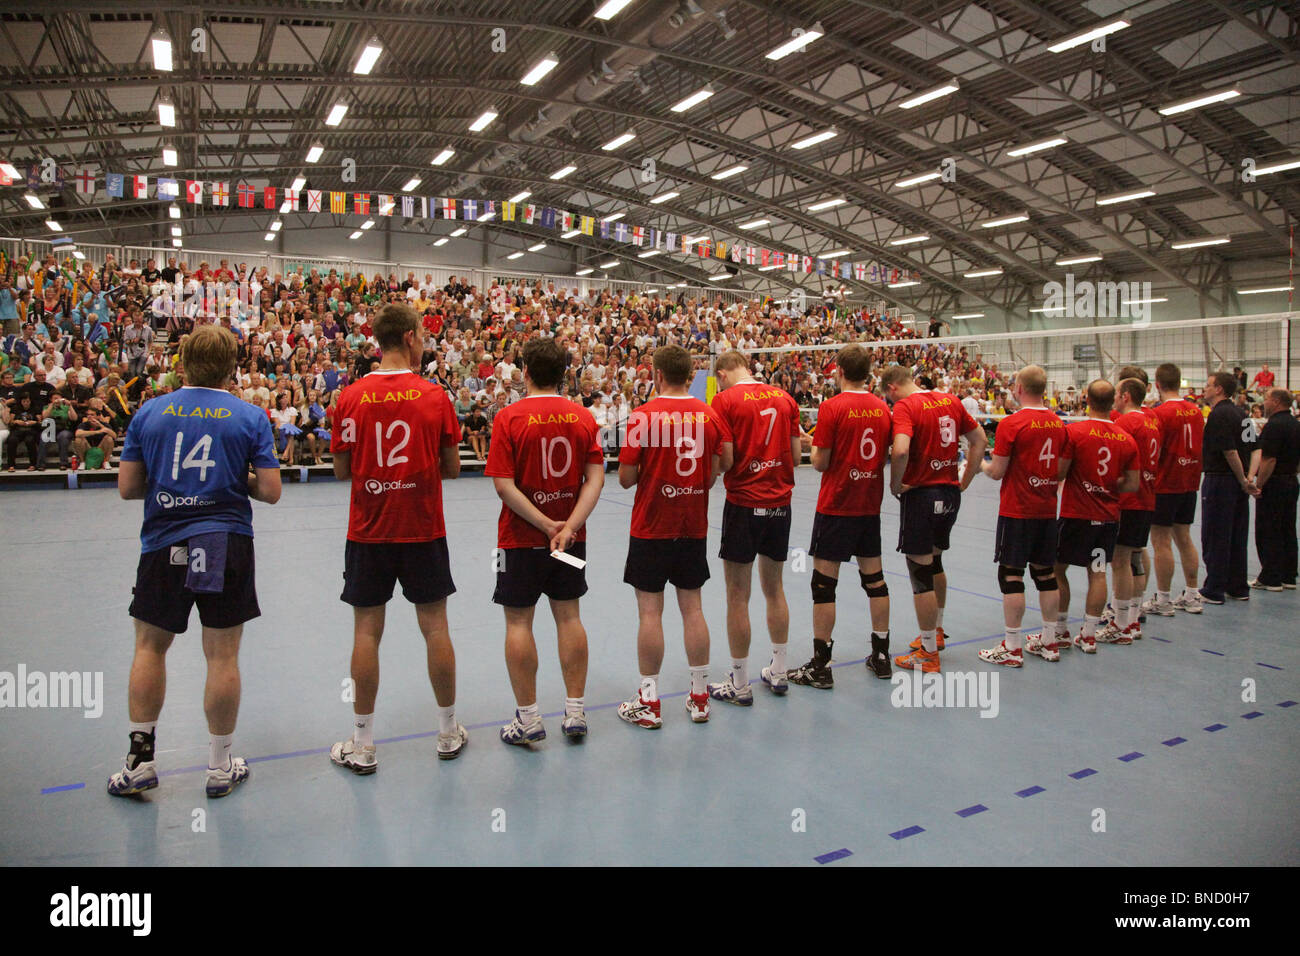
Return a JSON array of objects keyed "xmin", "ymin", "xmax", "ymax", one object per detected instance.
[
  {"xmin": 108, "ymin": 324, "xmax": 281, "ymax": 798},
  {"xmin": 976, "ymin": 365, "xmax": 1065, "ymax": 667},
  {"xmin": 881, "ymin": 366, "xmax": 987, "ymax": 673},
  {"xmin": 1145, "ymin": 362, "xmax": 1204, "ymax": 616},
  {"xmin": 707, "ymin": 349, "xmax": 802, "ymax": 703},
  {"xmin": 1054, "ymin": 380, "xmax": 1140, "ymax": 653},
  {"xmin": 328, "ymin": 303, "xmax": 466, "ymax": 774},
  {"xmin": 486, "ymin": 338, "xmax": 605, "ymax": 744},
  {"xmin": 1103, "ymin": 365, "xmax": 1153, "ymax": 631},
  {"xmin": 788, "ymin": 345, "xmax": 893, "ymax": 688},
  {"xmin": 617, "ymin": 346, "xmax": 732, "ymax": 728}
]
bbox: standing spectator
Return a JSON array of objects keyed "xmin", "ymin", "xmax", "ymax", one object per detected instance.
[
  {"xmin": 1251, "ymin": 364, "xmax": 1275, "ymax": 394},
  {"xmin": 1248, "ymin": 388, "xmax": 1300, "ymax": 590},
  {"xmin": 122, "ymin": 310, "xmax": 155, "ymax": 379},
  {"xmin": 1198, "ymin": 372, "xmax": 1258, "ymax": 604}
]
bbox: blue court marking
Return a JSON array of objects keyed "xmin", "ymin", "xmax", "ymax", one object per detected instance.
[
  {"xmin": 1204, "ymin": 723, "xmax": 1227, "ymax": 732},
  {"xmin": 1069, "ymin": 768, "xmax": 1098, "ymax": 779},
  {"xmin": 1015, "ymin": 785, "xmax": 1045, "ymax": 798},
  {"xmin": 1201, "ymin": 649, "xmax": 1225, "ymax": 656},
  {"xmin": 1241, "ymin": 712, "xmax": 1263, "ymax": 720},
  {"xmin": 955, "ymin": 804, "xmax": 988, "ymax": 818},
  {"xmin": 889, "ymin": 825, "xmax": 925, "ymax": 840},
  {"xmin": 1162, "ymin": 737, "xmax": 1186, "ymax": 747},
  {"xmin": 1149, "ymin": 636, "xmax": 1172, "ymax": 643},
  {"xmin": 1118, "ymin": 751, "xmax": 1144, "ymax": 762},
  {"xmin": 1257, "ymin": 662, "xmax": 1284, "ymax": 670},
  {"xmin": 40, "ymin": 782, "xmax": 85, "ymax": 795},
  {"xmin": 814, "ymin": 848, "xmax": 852, "ymax": 864},
  {"xmin": 1279, "ymin": 700, "xmax": 1297, "ymax": 708}
]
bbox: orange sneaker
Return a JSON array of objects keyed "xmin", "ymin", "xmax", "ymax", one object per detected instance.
[
  {"xmin": 908, "ymin": 628, "xmax": 946, "ymax": 651},
  {"xmin": 894, "ymin": 647, "xmax": 941, "ymax": 673}
]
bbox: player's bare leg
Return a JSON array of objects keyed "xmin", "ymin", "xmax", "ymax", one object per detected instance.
[
  {"xmin": 350, "ymin": 605, "xmax": 385, "ymax": 715},
  {"xmin": 678, "ymin": 586, "xmax": 713, "ymax": 720},
  {"xmin": 1148, "ymin": 526, "xmax": 1178, "ymax": 615},
  {"xmin": 201, "ymin": 625, "xmax": 248, "ymax": 795},
  {"xmin": 503, "ymin": 604, "xmax": 539, "ymax": 709},
  {"xmin": 896, "ymin": 553, "xmax": 941, "ymax": 672},
  {"xmin": 711, "ymin": 560, "xmax": 757, "ymax": 704},
  {"xmin": 1054, "ymin": 563, "xmax": 1074, "ymax": 649},
  {"xmin": 1171, "ymin": 523, "xmax": 1202, "ymax": 611},
  {"xmin": 550, "ymin": 597, "xmax": 589, "ymax": 738},
  {"xmin": 931, "ymin": 547, "xmax": 949, "ymax": 643},
  {"xmin": 757, "ymin": 555, "xmax": 789, "ymax": 694},
  {"xmin": 108, "ymin": 622, "xmax": 174, "ymax": 797},
  {"xmin": 619, "ymin": 588, "xmax": 668, "ymax": 728},
  {"xmin": 416, "ymin": 600, "xmax": 466, "ymax": 758}
]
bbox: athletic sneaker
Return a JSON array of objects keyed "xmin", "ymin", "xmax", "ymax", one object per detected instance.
[
  {"xmin": 1023, "ymin": 632, "xmax": 1060, "ymax": 662},
  {"xmin": 686, "ymin": 692, "xmax": 710, "ymax": 723},
  {"xmin": 205, "ymin": 757, "xmax": 250, "ymax": 798},
  {"xmin": 1073, "ymin": 632, "xmax": 1097, "ymax": 654},
  {"xmin": 1054, "ymin": 628, "xmax": 1072, "ymax": 651},
  {"xmin": 1283, "ymin": 582, "xmax": 1297, "ymax": 590},
  {"xmin": 618, "ymin": 692, "xmax": 663, "ymax": 729},
  {"xmin": 788, "ymin": 658, "xmax": 834, "ymax": 689},
  {"xmin": 760, "ymin": 664, "xmax": 788, "ymax": 695},
  {"xmin": 1173, "ymin": 590, "xmax": 1203, "ymax": 613},
  {"xmin": 894, "ymin": 647, "xmax": 940, "ymax": 673},
  {"xmin": 1142, "ymin": 595, "xmax": 1176, "ymax": 617},
  {"xmin": 330, "ymin": 738, "xmax": 377, "ymax": 774},
  {"xmin": 1095, "ymin": 623, "xmax": 1132, "ymax": 645},
  {"xmin": 1229, "ymin": 593, "xmax": 1250, "ymax": 602},
  {"xmin": 1249, "ymin": 579, "xmax": 1283, "ymax": 592},
  {"xmin": 1101, "ymin": 602, "xmax": 1116, "ymax": 628},
  {"xmin": 437, "ymin": 724, "xmax": 469, "ymax": 759},
  {"xmin": 908, "ymin": 628, "xmax": 946, "ymax": 651},
  {"xmin": 500, "ymin": 710, "xmax": 547, "ymax": 746},
  {"xmin": 107, "ymin": 760, "xmax": 158, "ymax": 797},
  {"xmin": 1200, "ymin": 593, "xmax": 1225, "ymax": 605},
  {"xmin": 867, "ymin": 648, "xmax": 892, "ymax": 680},
  {"xmin": 1123, "ymin": 623, "xmax": 1142, "ymax": 642},
  {"xmin": 977, "ymin": 640, "xmax": 1023, "ymax": 668},
  {"xmin": 708, "ymin": 672, "xmax": 755, "ymax": 706},
  {"xmin": 561, "ymin": 712, "xmax": 588, "ymax": 739}
]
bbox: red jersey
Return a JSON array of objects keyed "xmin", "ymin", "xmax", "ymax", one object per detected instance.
[
  {"xmin": 892, "ymin": 390, "xmax": 979, "ymax": 488},
  {"xmin": 1153, "ymin": 399, "xmax": 1204, "ymax": 493},
  {"xmin": 1114, "ymin": 407, "xmax": 1160, "ymax": 512},
  {"xmin": 992, "ymin": 406, "xmax": 1067, "ymax": 519},
  {"xmin": 711, "ymin": 380, "xmax": 801, "ymax": 507},
  {"xmin": 331, "ymin": 369, "xmax": 461, "ymax": 543},
  {"xmin": 1059, "ymin": 418, "xmax": 1139, "ymax": 522},
  {"xmin": 620, "ymin": 395, "xmax": 731, "ymax": 539},
  {"xmin": 812, "ymin": 390, "xmax": 892, "ymax": 516},
  {"xmin": 484, "ymin": 395, "xmax": 603, "ymax": 549}
]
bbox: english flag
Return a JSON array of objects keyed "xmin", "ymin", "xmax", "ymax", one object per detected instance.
[
  {"xmin": 281, "ymin": 188, "xmax": 298, "ymax": 211},
  {"xmin": 75, "ymin": 168, "xmax": 95, "ymax": 196}
]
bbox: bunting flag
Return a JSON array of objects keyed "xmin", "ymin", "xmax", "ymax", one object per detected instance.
[
  {"xmin": 666, "ymin": 231, "xmax": 677, "ymax": 251},
  {"xmin": 614, "ymin": 221, "xmax": 629, "ymax": 243},
  {"xmin": 523, "ymin": 204, "xmax": 536, "ymax": 225},
  {"xmin": 561, "ymin": 210, "xmax": 574, "ymax": 230},
  {"xmin": 540, "ymin": 207, "xmax": 556, "ymax": 229},
  {"xmin": 378, "ymin": 194, "xmax": 394, "ymax": 216},
  {"xmin": 354, "ymin": 193, "xmax": 370, "ymax": 215},
  {"xmin": 716, "ymin": 241, "xmax": 729, "ymax": 260},
  {"xmin": 329, "ymin": 191, "xmax": 346, "ymax": 214},
  {"xmin": 263, "ymin": 187, "xmax": 277, "ymax": 210},
  {"xmin": 440, "ymin": 198, "xmax": 456, "ymax": 219},
  {"xmin": 186, "ymin": 180, "xmax": 203, "ymax": 204},
  {"xmin": 482, "ymin": 200, "xmax": 496, "ymax": 219},
  {"xmin": 816, "ymin": 260, "xmax": 826, "ymax": 275},
  {"xmin": 501, "ymin": 201, "xmax": 516, "ymax": 222},
  {"xmin": 401, "ymin": 195, "xmax": 415, "ymax": 218},
  {"xmin": 212, "ymin": 182, "xmax": 230, "ymax": 207},
  {"xmin": 580, "ymin": 215, "xmax": 594, "ymax": 236},
  {"xmin": 745, "ymin": 246, "xmax": 756, "ymax": 265},
  {"xmin": 75, "ymin": 168, "xmax": 96, "ymax": 195},
  {"xmin": 649, "ymin": 228, "xmax": 660, "ymax": 249},
  {"xmin": 698, "ymin": 239, "xmax": 711, "ymax": 258},
  {"xmin": 853, "ymin": 262, "xmax": 866, "ymax": 280},
  {"xmin": 463, "ymin": 199, "xmax": 477, "ymax": 221},
  {"xmin": 599, "ymin": 219, "xmax": 610, "ymax": 239},
  {"xmin": 730, "ymin": 244, "xmax": 742, "ymax": 263},
  {"xmin": 419, "ymin": 197, "xmax": 430, "ymax": 218},
  {"xmin": 237, "ymin": 184, "xmax": 255, "ymax": 208},
  {"xmin": 280, "ymin": 187, "xmax": 297, "ymax": 211},
  {"xmin": 772, "ymin": 251, "xmax": 784, "ymax": 267},
  {"xmin": 761, "ymin": 248, "xmax": 770, "ymax": 267},
  {"xmin": 105, "ymin": 173, "xmax": 124, "ymax": 199},
  {"xmin": 306, "ymin": 190, "xmax": 322, "ymax": 213},
  {"xmin": 26, "ymin": 165, "xmax": 39, "ymax": 190},
  {"xmin": 156, "ymin": 178, "xmax": 179, "ymax": 200},
  {"xmin": 132, "ymin": 175, "xmax": 148, "ymax": 198},
  {"xmin": 632, "ymin": 225, "xmax": 644, "ymax": 246}
]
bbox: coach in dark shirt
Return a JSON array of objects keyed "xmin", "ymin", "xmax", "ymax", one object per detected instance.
[
  {"xmin": 1248, "ymin": 388, "xmax": 1300, "ymax": 589},
  {"xmin": 1199, "ymin": 371, "xmax": 1258, "ymax": 603}
]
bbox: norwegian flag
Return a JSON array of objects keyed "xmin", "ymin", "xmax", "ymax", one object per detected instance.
[
  {"xmin": 773, "ymin": 251, "xmax": 784, "ymax": 267},
  {"xmin": 401, "ymin": 195, "xmax": 415, "ymax": 218},
  {"xmin": 211, "ymin": 182, "xmax": 230, "ymax": 207},
  {"xmin": 354, "ymin": 193, "xmax": 370, "ymax": 215},
  {"xmin": 132, "ymin": 175, "xmax": 148, "ymax": 198},
  {"xmin": 462, "ymin": 199, "xmax": 477, "ymax": 221},
  {"xmin": 75, "ymin": 168, "xmax": 95, "ymax": 195},
  {"xmin": 523, "ymin": 204, "xmax": 536, "ymax": 225},
  {"xmin": 307, "ymin": 190, "xmax": 322, "ymax": 213},
  {"xmin": 186, "ymin": 180, "xmax": 203, "ymax": 204},
  {"xmin": 440, "ymin": 198, "xmax": 456, "ymax": 219},
  {"xmin": 282, "ymin": 188, "xmax": 299, "ymax": 211},
  {"xmin": 745, "ymin": 246, "xmax": 756, "ymax": 265},
  {"xmin": 632, "ymin": 225, "xmax": 644, "ymax": 246},
  {"xmin": 237, "ymin": 184, "xmax": 255, "ymax": 208},
  {"xmin": 263, "ymin": 187, "xmax": 277, "ymax": 209},
  {"xmin": 378, "ymin": 194, "xmax": 394, "ymax": 216}
]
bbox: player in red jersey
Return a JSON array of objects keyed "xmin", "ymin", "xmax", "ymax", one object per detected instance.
[
  {"xmin": 1053, "ymin": 380, "xmax": 1140, "ymax": 653},
  {"xmin": 1102, "ymin": 374, "xmax": 1160, "ymax": 643},
  {"xmin": 706, "ymin": 349, "xmax": 803, "ymax": 704},
  {"xmin": 327, "ymin": 303, "xmax": 467, "ymax": 774},
  {"xmin": 617, "ymin": 346, "xmax": 732, "ymax": 728},
  {"xmin": 787, "ymin": 345, "xmax": 894, "ymax": 689},
  {"xmin": 486, "ymin": 338, "xmax": 605, "ymax": 745},
  {"xmin": 976, "ymin": 365, "xmax": 1066, "ymax": 667},
  {"xmin": 1146, "ymin": 362, "xmax": 1204, "ymax": 616},
  {"xmin": 881, "ymin": 366, "xmax": 987, "ymax": 673}
]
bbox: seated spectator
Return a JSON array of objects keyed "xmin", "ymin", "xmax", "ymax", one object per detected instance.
[
  {"xmin": 3, "ymin": 391, "xmax": 42, "ymax": 470},
  {"xmin": 463, "ymin": 400, "xmax": 489, "ymax": 461},
  {"xmin": 73, "ymin": 406, "xmax": 116, "ymax": 469}
]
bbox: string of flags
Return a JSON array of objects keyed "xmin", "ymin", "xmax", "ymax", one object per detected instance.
[{"xmin": 8, "ymin": 164, "xmax": 922, "ymax": 286}]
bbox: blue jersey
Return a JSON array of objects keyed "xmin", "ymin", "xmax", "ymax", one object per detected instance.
[{"xmin": 121, "ymin": 387, "xmax": 279, "ymax": 552}]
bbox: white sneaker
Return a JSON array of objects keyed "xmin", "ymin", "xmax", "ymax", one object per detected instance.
[
  {"xmin": 1173, "ymin": 590, "xmax": 1203, "ymax": 614},
  {"xmin": 1024, "ymin": 632, "xmax": 1060, "ymax": 662},
  {"xmin": 1094, "ymin": 622, "xmax": 1131, "ymax": 645},
  {"xmin": 1074, "ymin": 632, "xmax": 1097, "ymax": 654},
  {"xmin": 330, "ymin": 738, "xmax": 377, "ymax": 775},
  {"xmin": 977, "ymin": 640, "xmax": 1024, "ymax": 668},
  {"xmin": 107, "ymin": 760, "xmax": 159, "ymax": 797},
  {"xmin": 617, "ymin": 692, "xmax": 663, "ymax": 729},
  {"xmin": 561, "ymin": 711, "xmax": 588, "ymax": 738},
  {"xmin": 1249, "ymin": 579, "xmax": 1283, "ymax": 592},
  {"xmin": 1142, "ymin": 595, "xmax": 1177, "ymax": 617},
  {"xmin": 760, "ymin": 664, "xmax": 788, "ymax": 695},
  {"xmin": 205, "ymin": 757, "xmax": 250, "ymax": 797},
  {"xmin": 707, "ymin": 672, "xmax": 754, "ymax": 706},
  {"xmin": 437, "ymin": 723, "xmax": 469, "ymax": 759},
  {"xmin": 686, "ymin": 692, "xmax": 710, "ymax": 723}
]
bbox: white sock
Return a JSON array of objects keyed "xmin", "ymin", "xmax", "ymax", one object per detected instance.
[
  {"xmin": 1157, "ymin": 590, "xmax": 1170, "ymax": 603},
  {"xmin": 1186, "ymin": 586, "xmax": 1200, "ymax": 599},
  {"xmin": 437, "ymin": 705, "xmax": 456, "ymax": 736},
  {"xmin": 1041, "ymin": 611, "xmax": 1055, "ymax": 638},
  {"xmin": 1056, "ymin": 613, "xmax": 1069, "ymax": 637},
  {"xmin": 688, "ymin": 666, "xmax": 707, "ymax": 696},
  {"xmin": 352, "ymin": 712, "xmax": 374, "ymax": 748},
  {"xmin": 1083, "ymin": 614, "xmax": 1100, "ymax": 638},
  {"xmin": 208, "ymin": 733, "xmax": 233, "ymax": 772},
  {"xmin": 129, "ymin": 720, "xmax": 156, "ymax": 738},
  {"xmin": 640, "ymin": 675, "xmax": 659, "ymax": 702},
  {"xmin": 564, "ymin": 696, "xmax": 584, "ymax": 717},
  {"xmin": 1004, "ymin": 627, "xmax": 1021, "ymax": 652},
  {"xmin": 732, "ymin": 659, "xmax": 749, "ymax": 688},
  {"xmin": 921, "ymin": 628, "xmax": 938, "ymax": 653},
  {"xmin": 517, "ymin": 702, "xmax": 540, "ymax": 724},
  {"xmin": 935, "ymin": 607, "xmax": 945, "ymax": 629},
  {"xmin": 770, "ymin": 644, "xmax": 787, "ymax": 674}
]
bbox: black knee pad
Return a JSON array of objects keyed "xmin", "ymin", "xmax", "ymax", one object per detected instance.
[
  {"xmin": 1130, "ymin": 550, "xmax": 1144, "ymax": 576},
  {"xmin": 931, "ymin": 553, "xmax": 944, "ymax": 576},
  {"xmin": 811, "ymin": 570, "xmax": 838, "ymax": 605},
  {"xmin": 1030, "ymin": 565, "xmax": 1058, "ymax": 592},
  {"xmin": 906, "ymin": 557, "xmax": 935, "ymax": 595},
  {"xmin": 997, "ymin": 565, "xmax": 1026, "ymax": 595},
  {"xmin": 860, "ymin": 569, "xmax": 889, "ymax": 599}
]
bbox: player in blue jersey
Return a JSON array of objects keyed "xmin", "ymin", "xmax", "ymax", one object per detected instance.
[{"xmin": 107, "ymin": 325, "xmax": 282, "ymax": 799}]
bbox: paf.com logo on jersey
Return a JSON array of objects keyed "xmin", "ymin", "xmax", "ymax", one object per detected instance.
[
  {"xmin": 364, "ymin": 478, "xmax": 416, "ymax": 495},
  {"xmin": 155, "ymin": 491, "xmax": 214, "ymax": 509},
  {"xmin": 848, "ymin": 468, "xmax": 878, "ymax": 481}
]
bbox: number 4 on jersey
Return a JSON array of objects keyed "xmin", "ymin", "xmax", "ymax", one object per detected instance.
[{"xmin": 172, "ymin": 432, "xmax": 215, "ymax": 482}]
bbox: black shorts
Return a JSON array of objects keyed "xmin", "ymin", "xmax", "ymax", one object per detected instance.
[
  {"xmin": 897, "ymin": 485, "xmax": 961, "ymax": 556},
  {"xmin": 1117, "ymin": 509, "xmax": 1154, "ymax": 549},
  {"xmin": 1056, "ymin": 517, "xmax": 1119, "ymax": 569},
  {"xmin": 1153, "ymin": 491, "xmax": 1196, "ymax": 527},
  {"xmin": 624, "ymin": 536, "xmax": 710, "ymax": 593},
  {"xmin": 809, "ymin": 512, "xmax": 881, "ymax": 562},
  {"xmin": 493, "ymin": 544, "xmax": 588, "ymax": 607},
  {"xmin": 129, "ymin": 533, "xmax": 260, "ymax": 634},
  {"xmin": 719, "ymin": 500, "xmax": 792, "ymax": 563},
  {"xmin": 341, "ymin": 537, "xmax": 456, "ymax": 607},
  {"xmin": 994, "ymin": 516, "xmax": 1057, "ymax": 569}
]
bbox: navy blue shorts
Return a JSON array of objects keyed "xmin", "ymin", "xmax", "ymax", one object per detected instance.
[
  {"xmin": 994, "ymin": 515, "xmax": 1057, "ymax": 569},
  {"xmin": 493, "ymin": 543, "xmax": 588, "ymax": 607},
  {"xmin": 1153, "ymin": 491, "xmax": 1196, "ymax": 527},
  {"xmin": 1056, "ymin": 517, "xmax": 1119, "ymax": 569},
  {"xmin": 1117, "ymin": 509, "xmax": 1154, "ymax": 548},
  {"xmin": 719, "ymin": 500, "xmax": 792, "ymax": 563},
  {"xmin": 129, "ymin": 533, "xmax": 260, "ymax": 634},
  {"xmin": 624, "ymin": 536, "xmax": 710, "ymax": 593},
  {"xmin": 341, "ymin": 537, "xmax": 456, "ymax": 607},
  {"xmin": 897, "ymin": 485, "xmax": 961, "ymax": 556},
  {"xmin": 809, "ymin": 512, "xmax": 882, "ymax": 562}
]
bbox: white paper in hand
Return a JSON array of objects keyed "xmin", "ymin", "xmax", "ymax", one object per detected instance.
[{"xmin": 551, "ymin": 550, "xmax": 587, "ymax": 570}]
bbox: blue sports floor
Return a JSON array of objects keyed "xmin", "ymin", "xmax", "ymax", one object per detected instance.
[{"xmin": 2, "ymin": 470, "xmax": 1297, "ymax": 866}]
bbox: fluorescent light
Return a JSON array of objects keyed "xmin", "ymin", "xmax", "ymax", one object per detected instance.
[
  {"xmin": 1239, "ymin": 285, "xmax": 1292, "ymax": 295},
  {"xmin": 520, "ymin": 53, "xmax": 559, "ymax": 86},
  {"xmin": 707, "ymin": 273, "xmax": 730, "ymax": 281},
  {"xmin": 469, "ymin": 109, "xmax": 498, "ymax": 132},
  {"xmin": 1029, "ymin": 306, "xmax": 1066, "ymax": 314},
  {"xmin": 684, "ymin": 235, "xmax": 709, "ymax": 244},
  {"xmin": 306, "ymin": 143, "xmax": 324, "ymax": 163},
  {"xmin": 157, "ymin": 99, "xmax": 175, "ymax": 127},
  {"xmin": 45, "ymin": 219, "xmax": 62, "ymax": 232},
  {"xmin": 649, "ymin": 190, "xmax": 679, "ymax": 204},
  {"xmin": 889, "ymin": 233, "xmax": 929, "ymax": 246},
  {"xmin": 151, "ymin": 29, "xmax": 173, "ymax": 71},
  {"xmin": 820, "ymin": 249, "xmax": 853, "ymax": 258},
  {"xmin": 980, "ymin": 212, "xmax": 1029, "ymax": 228},
  {"xmin": 349, "ymin": 230, "xmax": 362, "ymax": 239},
  {"xmin": 898, "ymin": 82, "xmax": 959, "ymax": 110},
  {"xmin": 1048, "ymin": 19, "xmax": 1130, "ymax": 53},
  {"xmin": 808, "ymin": 197, "xmax": 846, "ymax": 211},
  {"xmin": 964, "ymin": 268, "xmax": 1002, "ymax": 278},
  {"xmin": 562, "ymin": 229, "xmax": 580, "ymax": 238},
  {"xmin": 673, "ymin": 282, "xmax": 687, "ymax": 288},
  {"xmin": 360, "ymin": 219, "xmax": 375, "ymax": 230},
  {"xmin": 478, "ymin": 211, "xmax": 495, "ymax": 222},
  {"xmin": 279, "ymin": 201, "xmax": 292, "ymax": 213},
  {"xmin": 450, "ymin": 227, "xmax": 467, "ymax": 237},
  {"xmin": 602, "ymin": 131, "xmax": 637, "ymax": 151},
  {"xmin": 644, "ymin": 288, "xmax": 657, "ymax": 293},
  {"xmin": 1055, "ymin": 254, "xmax": 1103, "ymax": 266},
  {"xmin": 758, "ymin": 264, "xmax": 782, "ymax": 272},
  {"xmin": 1096, "ymin": 187, "xmax": 1155, "ymax": 206},
  {"xmin": 172, "ymin": 239, "xmax": 182, "ymax": 248},
  {"xmin": 528, "ymin": 243, "xmax": 547, "ymax": 252},
  {"xmin": 0, "ymin": 162, "xmax": 19, "ymax": 179},
  {"xmin": 952, "ymin": 313, "xmax": 984, "ymax": 320},
  {"xmin": 400, "ymin": 177, "xmax": 422, "ymax": 192},
  {"xmin": 888, "ymin": 280, "xmax": 919, "ymax": 288},
  {"xmin": 170, "ymin": 225, "xmax": 182, "ymax": 237},
  {"xmin": 791, "ymin": 128, "xmax": 837, "ymax": 149},
  {"xmin": 711, "ymin": 164, "xmax": 747, "ymax": 180},
  {"xmin": 433, "ymin": 238, "xmax": 448, "ymax": 246},
  {"xmin": 23, "ymin": 193, "xmax": 43, "ymax": 209},
  {"xmin": 550, "ymin": 165, "xmax": 577, "ymax": 180},
  {"xmin": 509, "ymin": 190, "xmax": 532, "ymax": 203},
  {"xmin": 264, "ymin": 233, "xmax": 275, "ymax": 241},
  {"xmin": 576, "ymin": 268, "xmax": 594, "ymax": 276},
  {"xmin": 738, "ymin": 218, "xmax": 769, "ymax": 229},
  {"xmin": 1171, "ymin": 236, "xmax": 1230, "ymax": 250},
  {"xmin": 72, "ymin": 251, "xmax": 85, "ymax": 260},
  {"xmin": 507, "ymin": 252, "xmax": 525, "ymax": 260},
  {"xmin": 291, "ymin": 176, "xmax": 306, "ymax": 192},
  {"xmin": 353, "ymin": 38, "xmax": 383, "ymax": 75},
  {"xmin": 1007, "ymin": 136, "xmax": 1067, "ymax": 157},
  {"xmin": 601, "ymin": 212, "xmax": 624, "ymax": 223},
  {"xmin": 431, "ymin": 148, "xmax": 455, "ymax": 166},
  {"xmin": 270, "ymin": 220, "xmax": 282, "ymax": 231},
  {"xmin": 638, "ymin": 249, "xmax": 662, "ymax": 258},
  {"xmin": 162, "ymin": 145, "xmax": 178, "ymax": 166},
  {"xmin": 600, "ymin": 260, "xmax": 619, "ymax": 269},
  {"xmin": 1253, "ymin": 158, "xmax": 1300, "ymax": 177},
  {"xmin": 1124, "ymin": 296, "xmax": 1167, "ymax": 305},
  {"xmin": 671, "ymin": 86, "xmax": 715, "ymax": 113},
  {"xmin": 1158, "ymin": 87, "xmax": 1239, "ymax": 116},
  {"xmin": 895, "ymin": 171, "xmax": 942, "ymax": 189},
  {"xmin": 593, "ymin": 0, "xmax": 636, "ymax": 20},
  {"xmin": 765, "ymin": 22, "xmax": 824, "ymax": 60},
  {"xmin": 168, "ymin": 205, "xmax": 181, "ymax": 219},
  {"xmin": 325, "ymin": 102, "xmax": 348, "ymax": 126}
]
